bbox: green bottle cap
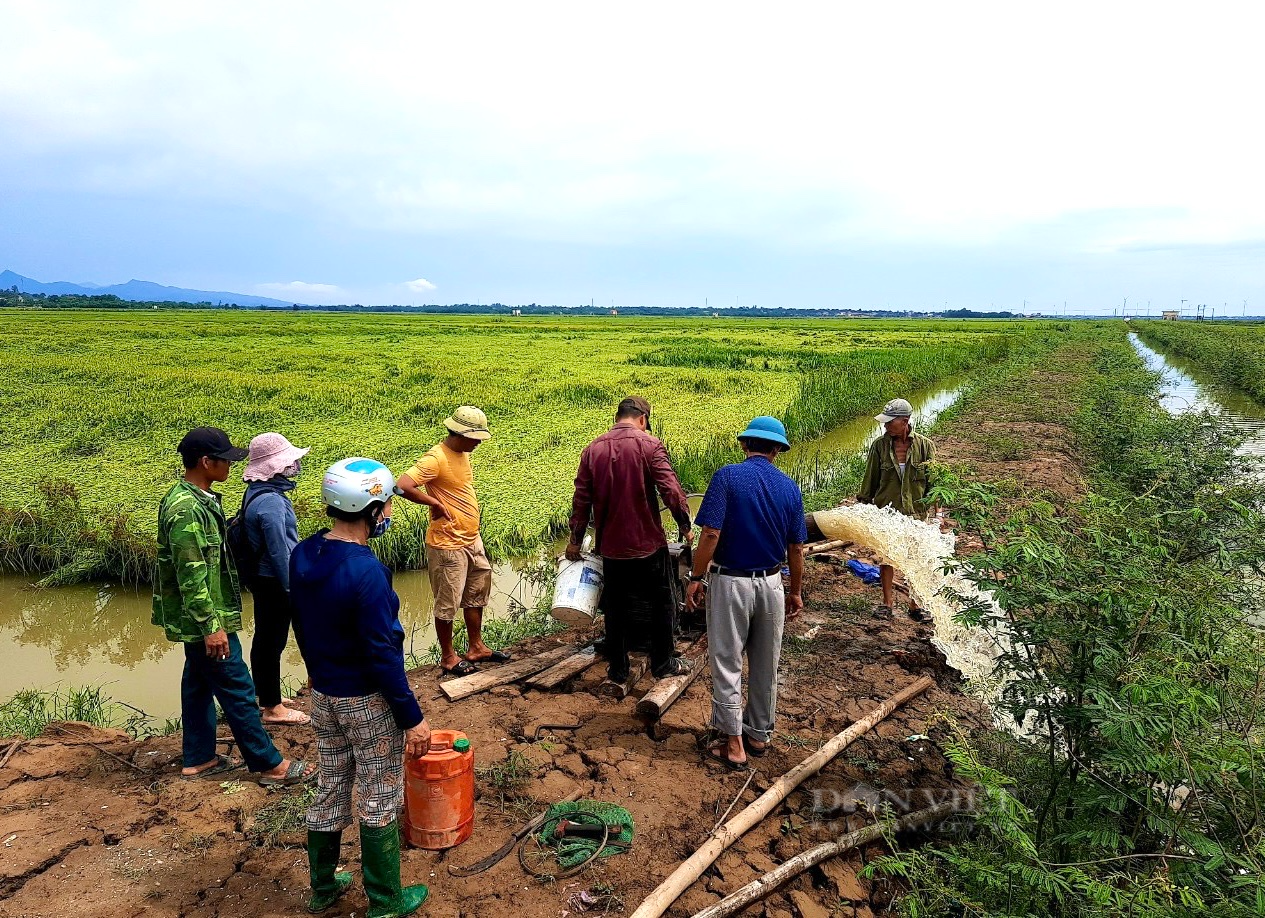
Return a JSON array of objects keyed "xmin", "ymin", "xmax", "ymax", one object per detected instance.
[{"xmin": 453, "ymin": 738, "xmax": 471, "ymax": 752}]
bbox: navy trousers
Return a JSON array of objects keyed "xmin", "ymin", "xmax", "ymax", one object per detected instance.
[{"xmin": 181, "ymin": 632, "xmax": 283, "ymax": 773}]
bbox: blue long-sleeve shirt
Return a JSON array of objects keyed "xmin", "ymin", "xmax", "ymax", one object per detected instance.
[
  {"xmin": 244, "ymin": 478, "xmax": 300, "ymax": 591},
  {"xmin": 290, "ymin": 531, "xmax": 423, "ymax": 730}
]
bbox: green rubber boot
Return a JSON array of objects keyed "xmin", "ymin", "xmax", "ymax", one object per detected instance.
[
  {"xmin": 306, "ymin": 829, "xmax": 353, "ymax": 913},
  {"xmin": 360, "ymin": 820, "xmax": 429, "ymax": 918}
]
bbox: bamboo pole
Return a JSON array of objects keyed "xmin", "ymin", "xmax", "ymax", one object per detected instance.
[
  {"xmin": 804, "ymin": 539, "xmax": 850, "ymax": 556},
  {"xmin": 688, "ymin": 801, "xmax": 960, "ymax": 918},
  {"xmin": 627, "ymin": 676, "xmax": 935, "ymax": 918}
]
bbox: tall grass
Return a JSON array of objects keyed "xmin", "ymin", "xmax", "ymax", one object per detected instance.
[{"xmin": 0, "ymin": 685, "xmax": 126, "ymax": 738}]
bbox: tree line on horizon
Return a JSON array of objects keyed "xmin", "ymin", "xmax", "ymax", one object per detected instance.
[{"xmin": 0, "ymin": 286, "xmax": 1024, "ymax": 319}]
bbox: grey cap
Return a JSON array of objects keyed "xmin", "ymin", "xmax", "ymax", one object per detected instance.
[{"xmin": 875, "ymin": 398, "xmax": 914, "ymax": 424}]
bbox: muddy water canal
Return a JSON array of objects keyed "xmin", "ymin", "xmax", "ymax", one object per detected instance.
[{"xmin": 1131, "ymin": 331, "xmax": 1265, "ymax": 458}]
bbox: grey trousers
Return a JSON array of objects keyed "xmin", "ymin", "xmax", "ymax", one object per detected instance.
[{"xmin": 706, "ymin": 572, "xmax": 785, "ymax": 741}]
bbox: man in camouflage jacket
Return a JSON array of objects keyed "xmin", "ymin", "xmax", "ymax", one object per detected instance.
[{"xmin": 153, "ymin": 427, "xmax": 311, "ymax": 784}]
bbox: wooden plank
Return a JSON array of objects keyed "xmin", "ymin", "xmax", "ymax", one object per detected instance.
[
  {"xmin": 440, "ymin": 644, "xmax": 577, "ymax": 702},
  {"xmin": 523, "ymin": 645, "xmax": 599, "ymax": 690},
  {"xmin": 636, "ymin": 636, "xmax": 709, "ymax": 721},
  {"xmin": 597, "ymin": 654, "xmax": 649, "ymax": 699}
]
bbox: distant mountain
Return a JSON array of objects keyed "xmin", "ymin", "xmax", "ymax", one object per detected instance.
[{"xmin": 0, "ymin": 270, "xmax": 304, "ymax": 309}]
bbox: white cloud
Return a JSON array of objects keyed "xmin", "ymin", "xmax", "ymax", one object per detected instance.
[
  {"xmin": 404, "ymin": 278, "xmax": 436, "ymax": 292},
  {"xmin": 2, "ymin": 0, "xmax": 1264, "ymax": 299}
]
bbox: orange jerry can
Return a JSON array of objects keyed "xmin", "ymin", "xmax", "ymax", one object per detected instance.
[{"xmin": 401, "ymin": 729, "xmax": 475, "ymax": 850}]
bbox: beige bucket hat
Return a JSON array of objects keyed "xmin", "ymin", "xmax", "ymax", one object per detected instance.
[{"xmin": 444, "ymin": 405, "xmax": 491, "ymax": 440}]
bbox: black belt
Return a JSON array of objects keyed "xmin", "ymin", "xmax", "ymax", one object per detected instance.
[{"xmin": 709, "ymin": 563, "xmax": 783, "ymax": 578}]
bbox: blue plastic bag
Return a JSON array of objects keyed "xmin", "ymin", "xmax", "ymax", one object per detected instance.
[{"xmin": 846, "ymin": 559, "xmax": 882, "ymax": 585}]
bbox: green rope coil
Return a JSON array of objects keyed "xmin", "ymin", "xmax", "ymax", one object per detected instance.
[{"xmin": 532, "ymin": 800, "xmax": 634, "ymax": 870}]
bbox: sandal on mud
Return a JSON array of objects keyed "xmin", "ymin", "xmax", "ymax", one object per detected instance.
[
  {"xmin": 180, "ymin": 754, "xmax": 243, "ymax": 779},
  {"xmin": 468, "ymin": 650, "xmax": 512, "ymax": 664},
  {"xmin": 907, "ymin": 606, "xmax": 931, "ymax": 623},
  {"xmin": 875, "ymin": 604, "xmax": 894, "ymax": 619},
  {"xmin": 652, "ymin": 657, "xmax": 693, "ymax": 679},
  {"xmin": 442, "ymin": 660, "xmax": 480, "ymax": 677},
  {"xmin": 742, "ymin": 734, "xmax": 769, "ymax": 757},
  {"xmin": 262, "ymin": 707, "xmax": 311, "ymax": 726},
  {"xmin": 258, "ymin": 759, "xmax": 316, "ymax": 787},
  {"xmin": 706, "ymin": 741, "xmax": 749, "ymax": 772}
]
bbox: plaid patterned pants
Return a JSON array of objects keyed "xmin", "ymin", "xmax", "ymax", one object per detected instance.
[{"xmin": 307, "ymin": 691, "xmax": 406, "ymax": 831}]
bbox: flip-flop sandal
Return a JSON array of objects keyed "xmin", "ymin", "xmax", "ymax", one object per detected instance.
[
  {"xmin": 652, "ymin": 657, "xmax": 693, "ymax": 679},
  {"xmin": 442, "ymin": 660, "xmax": 480, "ymax": 677},
  {"xmin": 742, "ymin": 734, "xmax": 769, "ymax": 757},
  {"xmin": 181, "ymin": 754, "xmax": 243, "ymax": 779},
  {"xmin": 706, "ymin": 742, "xmax": 749, "ymax": 772},
  {"xmin": 467, "ymin": 650, "xmax": 512, "ymax": 664},
  {"xmin": 875, "ymin": 604, "xmax": 894, "ymax": 619},
  {"xmin": 258, "ymin": 759, "xmax": 316, "ymax": 787},
  {"xmin": 262, "ymin": 708, "xmax": 311, "ymax": 726}
]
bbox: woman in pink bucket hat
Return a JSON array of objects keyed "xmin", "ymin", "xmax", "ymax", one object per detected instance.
[{"xmin": 242, "ymin": 432, "xmax": 311, "ymax": 725}]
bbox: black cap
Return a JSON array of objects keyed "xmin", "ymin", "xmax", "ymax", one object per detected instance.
[{"xmin": 177, "ymin": 427, "xmax": 249, "ymax": 463}]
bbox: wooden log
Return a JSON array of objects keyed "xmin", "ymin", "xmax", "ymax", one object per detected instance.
[
  {"xmin": 524, "ymin": 645, "xmax": 600, "ymax": 690},
  {"xmin": 627, "ymin": 676, "xmax": 935, "ymax": 918},
  {"xmin": 440, "ymin": 645, "xmax": 577, "ymax": 702},
  {"xmin": 805, "ymin": 539, "xmax": 850, "ymax": 556},
  {"xmin": 636, "ymin": 635, "xmax": 709, "ymax": 721},
  {"xmin": 688, "ymin": 801, "xmax": 961, "ymax": 918},
  {"xmin": 597, "ymin": 654, "xmax": 648, "ymax": 699}
]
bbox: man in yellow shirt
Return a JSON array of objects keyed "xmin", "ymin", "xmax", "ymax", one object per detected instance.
[{"xmin": 396, "ymin": 406, "xmax": 508, "ymax": 676}]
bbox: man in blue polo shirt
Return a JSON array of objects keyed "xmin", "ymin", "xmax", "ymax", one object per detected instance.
[{"xmin": 686, "ymin": 416, "xmax": 806, "ymax": 770}]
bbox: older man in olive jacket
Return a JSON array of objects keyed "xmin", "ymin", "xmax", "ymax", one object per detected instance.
[{"xmin": 856, "ymin": 398, "xmax": 936, "ymax": 621}]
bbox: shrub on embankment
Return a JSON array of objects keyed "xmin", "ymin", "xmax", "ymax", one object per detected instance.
[{"xmin": 877, "ymin": 329, "xmax": 1265, "ymax": 915}]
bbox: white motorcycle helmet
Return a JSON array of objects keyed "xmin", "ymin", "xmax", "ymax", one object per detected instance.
[{"xmin": 321, "ymin": 458, "xmax": 395, "ymax": 514}]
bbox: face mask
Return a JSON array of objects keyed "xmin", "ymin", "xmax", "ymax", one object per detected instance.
[
  {"xmin": 370, "ymin": 515, "xmax": 393, "ymax": 539},
  {"xmin": 282, "ymin": 460, "xmax": 302, "ymax": 478}
]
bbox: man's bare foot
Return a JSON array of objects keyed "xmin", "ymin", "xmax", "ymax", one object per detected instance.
[{"xmin": 181, "ymin": 757, "xmax": 222, "ymax": 777}]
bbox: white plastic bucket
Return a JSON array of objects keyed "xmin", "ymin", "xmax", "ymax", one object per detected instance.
[{"xmin": 551, "ymin": 554, "xmax": 604, "ymax": 626}]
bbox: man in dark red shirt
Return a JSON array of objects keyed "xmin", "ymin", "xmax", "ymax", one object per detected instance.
[{"xmin": 567, "ymin": 396, "xmax": 694, "ymax": 681}]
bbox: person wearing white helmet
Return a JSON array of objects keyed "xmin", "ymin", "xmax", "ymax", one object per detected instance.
[
  {"xmin": 290, "ymin": 458, "xmax": 432, "ymax": 917},
  {"xmin": 395, "ymin": 405, "xmax": 507, "ymax": 677},
  {"xmin": 857, "ymin": 398, "xmax": 937, "ymax": 622}
]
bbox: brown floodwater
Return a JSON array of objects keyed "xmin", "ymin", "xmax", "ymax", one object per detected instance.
[{"xmin": 0, "ymin": 563, "xmax": 540, "ymax": 720}]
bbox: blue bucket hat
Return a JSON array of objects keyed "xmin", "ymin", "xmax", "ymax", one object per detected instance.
[{"xmin": 738, "ymin": 416, "xmax": 791, "ymax": 451}]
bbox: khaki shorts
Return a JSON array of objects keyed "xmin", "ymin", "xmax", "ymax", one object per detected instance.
[{"xmin": 426, "ymin": 537, "xmax": 493, "ymax": 622}]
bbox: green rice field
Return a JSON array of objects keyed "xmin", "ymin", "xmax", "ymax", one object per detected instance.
[{"xmin": 0, "ymin": 310, "xmax": 1035, "ymax": 583}]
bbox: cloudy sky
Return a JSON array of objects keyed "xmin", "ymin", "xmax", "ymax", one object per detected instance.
[{"xmin": 1, "ymin": 2, "xmax": 1261, "ymax": 313}]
